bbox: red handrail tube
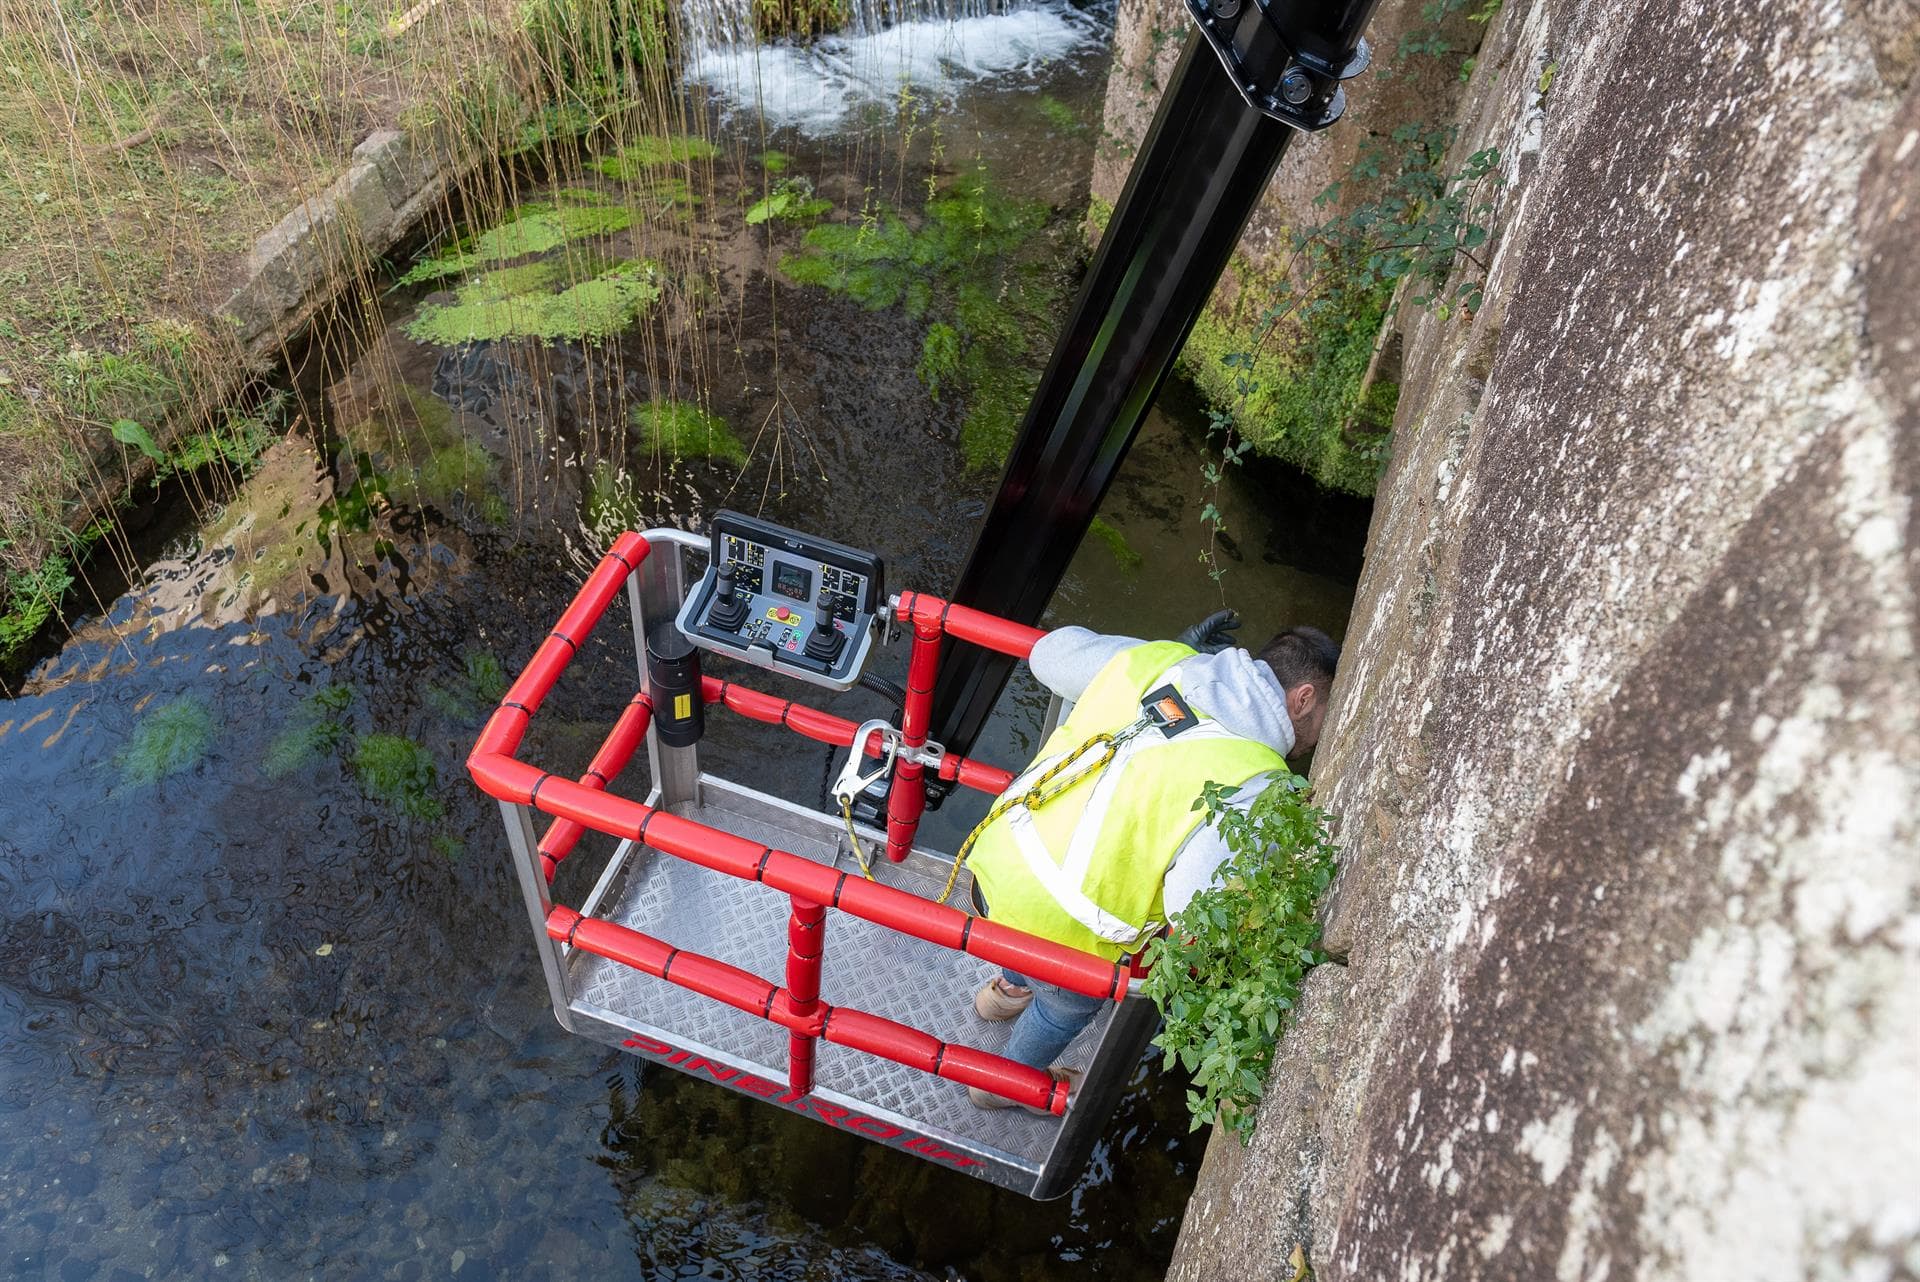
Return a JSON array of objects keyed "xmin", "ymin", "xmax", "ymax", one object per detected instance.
[
  {"xmin": 824, "ymin": 1008, "xmax": 1063, "ymax": 1114},
  {"xmin": 539, "ymin": 693, "xmax": 653, "ymax": 877},
  {"xmin": 945, "ymin": 754, "xmax": 1016, "ymax": 794},
  {"xmin": 472, "ymin": 531, "xmax": 1132, "ymax": 1120},
  {"xmin": 467, "ymin": 537, "xmax": 647, "ymax": 774},
  {"xmin": 550, "ymin": 907, "xmax": 1062, "ymax": 1110},
  {"xmin": 936, "ymin": 1043, "xmax": 1070, "ymax": 1115},
  {"xmin": 472, "ymin": 703, "xmax": 532, "ymax": 761},
  {"xmin": 885, "ymin": 616, "xmax": 942, "ymax": 862},
  {"xmin": 703, "ymin": 676, "xmax": 1015, "ymax": 795},
  {"xmin": 510, "ymin": 763, "xmax": 1126, "ymax": 1001},
  {"xmin": 895, "ymin": 591, "xmax": 1046, "ymax": 660},
  {"xmin": 785, "ymin": 896, "xmax": 826, "ymax": 1098}
]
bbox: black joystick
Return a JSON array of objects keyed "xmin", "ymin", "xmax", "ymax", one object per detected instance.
[
  {"xmin": 804, "ymin": 619, "xmax": 845, "ymax": 665},
  {"xmin": 708, "ymin": 564, "xmax": 750, "ymax": 632}
]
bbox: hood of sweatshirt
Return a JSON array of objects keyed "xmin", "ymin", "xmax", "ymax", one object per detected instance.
[{"xmin": 1171, "ymin": 647, "xmax": 1296, "ymax": 758}]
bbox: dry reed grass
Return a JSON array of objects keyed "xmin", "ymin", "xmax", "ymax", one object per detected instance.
[{"xmin": 0, "ymin": 0, "xmax": 750, "ymax": 669}]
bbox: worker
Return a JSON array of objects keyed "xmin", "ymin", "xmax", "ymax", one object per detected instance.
[{"xmin": 963, "ymin": 611, "xmax": 1339, "ymax": 1111}]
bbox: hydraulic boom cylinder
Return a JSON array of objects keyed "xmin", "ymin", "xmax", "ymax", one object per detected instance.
[{"xmin": 931, "ymin": 0, "xmax": 1380, "ymax": 759}]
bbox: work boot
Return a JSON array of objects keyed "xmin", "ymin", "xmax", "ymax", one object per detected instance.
[
  {"xmin": 967, "ymin": 1067, "xmax": 1082, "ymax": 1115},
  {"xmin": 974, "ymin": 976, "xmax": 1034, "ymax": 1022}
]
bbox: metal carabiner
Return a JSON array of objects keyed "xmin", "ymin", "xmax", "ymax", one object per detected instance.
[{"xmin": 833, "ymin": 719, "xmax": 899, "ymax": 807}]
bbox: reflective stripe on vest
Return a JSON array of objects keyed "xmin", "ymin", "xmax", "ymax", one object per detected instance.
[
  {"xmin": 967, "ymin": 641, "xmax": 1286, "ymax": 960},
  {"xmin": 1003, "ymin": 718, "xmax": 1247, "ymax": 944}
]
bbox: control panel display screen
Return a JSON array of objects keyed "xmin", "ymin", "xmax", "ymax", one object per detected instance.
[
  {"xmin": 770, "ymin": 560, "xmax": 810, "ymax": 603},
  {"xmin": 683, "ymin": 511, "xmax": 885, "ymax": 691}
]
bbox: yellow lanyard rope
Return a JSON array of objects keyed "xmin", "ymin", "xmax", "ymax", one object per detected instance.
[
  {"xmin": 840, "ymin": 797, "xmax": 878, "ymax": 881},
  {"xmin": 934, "ymin": 727, "xmax": 1131, "ymax": 908}
]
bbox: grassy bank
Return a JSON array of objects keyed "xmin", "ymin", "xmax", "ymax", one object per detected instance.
[{"xmin": 0, "ymin": 0, "xmax": 698, "ymax": 674}]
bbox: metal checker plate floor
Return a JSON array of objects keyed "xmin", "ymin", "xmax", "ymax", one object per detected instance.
[{"xmin": 568, "ymin": 781, "xmax": 1112, "ymax": 1167}]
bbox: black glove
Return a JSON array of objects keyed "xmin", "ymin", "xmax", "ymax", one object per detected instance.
[{"xmin": 1173, "ymin": 609, "xmax": 1242, "ymax": 654}]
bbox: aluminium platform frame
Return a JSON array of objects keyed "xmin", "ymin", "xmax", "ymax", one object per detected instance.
[{"xmin": 468, "ymin": 529, "xmax": 1162, "ymax": 1198}]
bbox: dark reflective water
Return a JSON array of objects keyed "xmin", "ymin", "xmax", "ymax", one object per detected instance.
[{"xmin": 0, "ymin": 22, "xmax": 1368, "ymax": 1280}]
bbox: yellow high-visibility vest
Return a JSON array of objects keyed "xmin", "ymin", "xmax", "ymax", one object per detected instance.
[{"xmin": 968, "ymin": 641, "xmax": 1285, "ymax": 960}]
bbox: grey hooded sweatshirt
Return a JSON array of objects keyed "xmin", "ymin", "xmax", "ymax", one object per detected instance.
[{"xmin": 1026, "ymin": 625, "xmax": 1295, "ymax": 914}]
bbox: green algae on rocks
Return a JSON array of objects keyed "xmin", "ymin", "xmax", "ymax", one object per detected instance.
[
  {"xmin": 399, "ymin": 192, "xmax": 636, "ymax": 285},
  {"xmin": 353, "ymin": 733, "xmax": 443, "ymax": 822},
  {"xmin": 590, "ymin": 135, "xmax": 719, "ymax": 179},
  {"xmin": 1179, "ymin": 264, "xmax": 1394, "ymax": 497},
  {"xmin": 1087, "ymin": 516, "xmax": 1143, "ymax": 572},
  {"xmin": 406, "ymin": 259, "xmax": 663, "ymax": 346},
  {"xmin": 116, "ymin": 696, "xmax": 216, "ymax": 788},
  {"xmin": 335, "ymin": 385, "xmax": 507, "ymax": 526},
  {"xmin": 778, "ymin": 173, "xmax": 1078, "ymax": 469},
  {"xmin": 632, "ymin": 400, "xmax": 746, "ymax": 465},
  {"xmin": 263, "ymin": 684, "xmax": 354, "ymax": 779}
]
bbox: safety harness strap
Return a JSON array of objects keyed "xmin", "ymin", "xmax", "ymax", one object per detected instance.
[
  {"xmin": 1000, "ymin": 689, "xmax": 1243, "ymax": 947},
  {"xmin": 1057, "ymin": 719, "xmax": 1242, "ymax": 886}
]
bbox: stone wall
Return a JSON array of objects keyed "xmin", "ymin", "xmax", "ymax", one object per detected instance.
[{"xmin": 1166, "ymin": 0, "xmax": 1920, "ymax": 1278}]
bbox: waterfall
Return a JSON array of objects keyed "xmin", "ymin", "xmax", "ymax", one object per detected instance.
[
  {"xmin": 680, "ymin": 0, "xmax": 1017, "ymax": 52},
  {"xmin": 682, "ymin": 0, "xmax": 1108, "ymax": 136}
]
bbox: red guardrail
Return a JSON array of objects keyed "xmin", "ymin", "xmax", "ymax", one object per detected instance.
[{"xmin": 467, "ymin": 533, "xmax": 1120, "ymax": 1114}]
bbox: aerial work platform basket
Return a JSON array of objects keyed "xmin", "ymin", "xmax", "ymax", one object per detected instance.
[{"xmin": 467, "ymin": 526, "xmax": 1161, "ymax": 1199}]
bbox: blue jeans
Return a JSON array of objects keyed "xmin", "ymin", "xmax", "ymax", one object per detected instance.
[{"xmin": 999, "ymin": 968, "xmax": 1105, "ymax": 1070}]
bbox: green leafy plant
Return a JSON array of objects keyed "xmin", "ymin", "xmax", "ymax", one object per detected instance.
[
  {"xmin": 1141, "ymin": 772, "xmax": 1338, "ymax": 1142},
  {"xmin": 353, "ymin": 733, "xmax": 444, "ymax": 822},
  {"xmin": 0, "ymin": 553, "xmax": 74, "ymax": 665},
  {"xmin": 745, "ymin": 177, "xmax": 831, "ymax": 226},
  {"xmin": 1305, "ymin": 128, "xmax": 1502, "ymax": 317},
  {"xmin": 1185, "ymin": 127, "xmax": 1500, "ymax": 500},
  {"xmin": 116, "ymin": 696, "xmax": 217, "ymax": 787},
  {"xmin": 518, "ymin": 0, "xmax": 676, "ymax": 105},
  {"xmin": 157, "ymin": 392, "xmax": 286, "ymax": 481},
  {"xmin": 780, "ymin": 172, "xmax": 1073, "ymax": 467},
  {"xmin": 263, "ymin": 684, "xmax": 353, "ymax": 778},
  {"xmin": 111, "ymin": 418, "xmax": 164, "ymax": 461},
  {"xmin": 1396, "ymin": 0, "xmax": 1493, "ymax": 59}
]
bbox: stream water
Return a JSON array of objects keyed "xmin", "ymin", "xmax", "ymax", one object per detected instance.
[{"xmin": 0, "ymin": 9, "xmax": 1368, "ymax": 1278}]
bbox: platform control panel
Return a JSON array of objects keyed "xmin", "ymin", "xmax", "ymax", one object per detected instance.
[{"xmin": 674, "ymin": 511, "xmax": 884, "ymax": 691}]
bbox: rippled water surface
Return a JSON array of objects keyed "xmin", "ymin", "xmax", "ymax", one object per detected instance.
[{"xmin": 0, "ymin": 11, "xmax": 1367, "ymax": 1278}]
